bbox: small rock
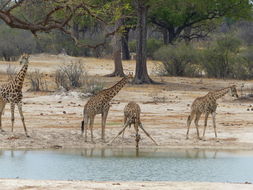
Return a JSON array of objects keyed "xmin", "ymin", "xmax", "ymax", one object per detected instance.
[
  {"xmin": 58, "ymin": 101, "xmax": 62, "ymax": 103},
  {"xmin": 40, "ymin": 113, "xmax": 43, "ymax": 115},
  {"xmin": 63, "ymin": 111, "xmax": 66, "ymax": 114},
  {"xmin": 247, "ymin": 108, "xmax": 250, "ymax": 111}
]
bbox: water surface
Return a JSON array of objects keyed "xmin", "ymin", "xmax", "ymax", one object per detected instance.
[{"xmin": 0, "ymin": 148, "xmax": 252, "ymax": 182}]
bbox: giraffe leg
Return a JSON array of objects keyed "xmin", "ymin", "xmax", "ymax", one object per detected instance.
[
  {"xmin": 122, "ymin": 115, "xmax": 127, "ymax": 139},
  {"xmin": 202, "ymin": 113, "xmax": 209, "ymax": 140},
  {"xmin": 17, "ymin": 102, "xmax": 29, "ymax": 137},
  {"xmin": 194, "ymin": 112, "xmax": 201, "ymax": 140},
  {"xmin": 81, "ymin": 115, "xmax": 89, "ymax": 142},
  {"xmin": 139, "ymin": 122, "xmax": 158, "ymax": 145},
  {"xmin": 10, "ymin": 103, "xmax": 15, "ymax": 135},
  {"xmin": 108, "ymin": 119, "xmax": 130, "ymax": 145},
  {"xmin": 134, "ymin": 123, "xmax": 140, "ymax": 148},
  {"xmin": 89, "ymin": 116, "xmax": 95, "ymax": 143},
  {"xmin": 211, "ymin": 112, "xmax": 218, "ymax": 141},
  {"xmin": 0, "ymin": 100, "xmax": 6, "ymax": 132},
  {"xmin": 101, "ymin": 107, "xmax": 109, "ymax": 142},
  {"xmin": 186, "ymin": 111, "xmax": 195, "ymax": 139}
]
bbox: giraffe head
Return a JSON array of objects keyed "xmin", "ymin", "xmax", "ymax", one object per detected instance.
[
  {"xmin": 229, "ymin": 85, "xmax": 239, "ymax": 98},
  {"xmin": 125, "ymin": 72, "xmax": 134, "ymax": 83},
  {"xmin": 19, "ymin": 53, "xmax": 30, "ymax": 65}
]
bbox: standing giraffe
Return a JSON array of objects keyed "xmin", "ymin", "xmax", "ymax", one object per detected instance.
[
  {"xmin": 109, "ymin": 101, "xmax": 158, "ymax": 147},
  {"xmin": 81, "ymin": 73, "xmax": 133, "ymax": 142},
  {"xmin": 0, "ymin": 54, "xmax": 30, "ymax": 137},
  {"xmin": 186, "ymin": 85, "xmax": 238, "ymax": 140}
]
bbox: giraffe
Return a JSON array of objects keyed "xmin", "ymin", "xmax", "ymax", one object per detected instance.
[
  {"xmin": 81, "ymin": 73, "xmax": 134, "ymax": 143},
  {"xmin": 186, "ymin": 85, "xmax": 238, "ymax": 140},
  {"xmin": 0, "ymin": 53, "xmax": 30, "ymax": 137},
  {"xmin": 109, "ymin": 101, "xmax": 158, "ymax": 147}
]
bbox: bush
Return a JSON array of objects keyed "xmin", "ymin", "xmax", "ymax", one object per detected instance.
[
  {"xmin": 55, "ymin": 61, "xmax": 104, "ymax": 94},
  {"xmin": 81, "ymin": 76, "xmax": 105, "ymax": 96},
  {"xmin": 201, "ymin": 34, "xmax": 242, "ymax": 78},
  {"xmin": 147, "ymin": 38, "xmax": 163, "ymax": 59},
  {"xmin": 129, "ymin": 38, "xmax": 163, "ymax": 59},
  {"xmin": 234, "ymin": 46, "xmax": 253, "ymax": 79},
  {"xmin": 27, "ymin": 69, "xmax": 48, "ymax": 91},
  {"xmin": 154, "ymin": 43, "xmax": 200, "ymax": 76},
  {"xmin": 6, "ymin": 64, "xmax": 17, "ymax": 81},
  {"xmin": 55, "ymin": 61, "xmax": 85, "ymax": 90}
]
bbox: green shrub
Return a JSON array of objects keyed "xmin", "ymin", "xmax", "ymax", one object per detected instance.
[
  {"xmin": 128, "ymin": 40, "xmax": 136, "ymax": 53},
  {"xmin": 154, "ymin": 43, "xmax": 200, "ymax": 76},
  {"xmin": 129, "ymin": 38, "xmax": 163, "ymax": 59},
  {"xmin": 55, "ymin": 61, "xmax": 85, "ymax": 90},
  {"xmin": 201, "ymin": 34, "xmax": 242, "ymax": 78},
  {"xmin": 147, "ymin": 38, "xmax": 163, "ymax": 59}
]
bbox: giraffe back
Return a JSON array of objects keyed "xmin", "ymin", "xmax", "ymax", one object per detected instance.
[
  {"xmin": 83, "ymin": 73, "xmax": 133, "ymax": 116},
  {"xmin": 191, "ymin": 93, "xmax": 217, "ymax": 114},
  {"xmin": 124, "ymin": 101, "xmax": 141, "ymax": 124},
  {"xmin": 0, "ymin": 53, "xmax": 30, "ymax": 103},
  {"xmin": 0, "ymin": 81, "xmax": 23, "ymax": 103}
]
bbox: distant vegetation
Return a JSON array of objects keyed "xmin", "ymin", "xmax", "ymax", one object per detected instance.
[{"xmin": 0, "ymin": 0, "xmax": 252, "ymax": 81}]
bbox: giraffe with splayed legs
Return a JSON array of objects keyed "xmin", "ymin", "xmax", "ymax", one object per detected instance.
[
  {"xmin": 0, "ymin": 54, "xmax": 30, "ymax": 137},
  {"xmin": 186, "ymin": 85, "xmax": 238, "ymax": 140},
  {"xmin": 81, "ymin": 73, "xmax": 134, "ymax": 143},
  {"xmin": 109, "ymin": 101, "xmax": 158, "ymax": 147}
]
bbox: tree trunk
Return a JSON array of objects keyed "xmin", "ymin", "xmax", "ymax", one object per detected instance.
[
  {"xmin": 162, "ymin": 28, "xmax": 169, "ymax": 44},
  {"xmin": 121, "ymin": 28, "xmax": 131, "ymax": 60},
  {"xmin": 106, "ymin": 19, "xmax": 125, "ymax": 77},
  {"xmin": 168, "ymin": 27, "xmax": 176, "ymax": 44},
  {"xmin": 72, "ymin": 22, "xmax": 79, "ymax": 40},
  {"xmin": 183, "ymin": 26, "xmax": 192, "ymax": 45},
  {"xmin": 133, "ymin": 0, "xmax": 154, "ymax": 84}
]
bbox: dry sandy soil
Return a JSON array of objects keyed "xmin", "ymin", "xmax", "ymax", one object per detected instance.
[
  {"xmin": 0, "ymin": 54, "xmax": 253, "ymax": 150},
  {"xmin": 0, "ymin": 179, "xmax": 252, "ymax": 190},
  {"xmin": 1, "ymin": 54, "xmax": 253, "ymax": 189}
]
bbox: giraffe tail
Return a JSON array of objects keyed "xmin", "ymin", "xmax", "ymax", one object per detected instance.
[{"xmin": 81, "ymin": 120, "xmax": 84, "ymax": 134}]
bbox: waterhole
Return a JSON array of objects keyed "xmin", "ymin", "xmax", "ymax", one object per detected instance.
[{"xmin": 0, "ymin": 148, "xmax": 252, "ymax": 182}]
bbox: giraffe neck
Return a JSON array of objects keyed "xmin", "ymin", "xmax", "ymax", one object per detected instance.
[
  {"xmin": 14, "ymin": 64, "xmax": 28, "ymax": 89},
  {"xmin": 105, "ymin": 77, "xmax": 128, "ymax": 101},
  {"xmin": 212, "ymin": 87, "xmax": 230, "ymax": 100}
]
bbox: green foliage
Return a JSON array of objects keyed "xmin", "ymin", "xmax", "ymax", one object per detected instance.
[
  {"xmin": 129, "ymin": 38, "xmax": 163, "ymax": 58},
  {"xmin": 147, "ymin": 38, "xmax": 163, "ymax": 59},
  {"xmin": 149, "ymin": 0, "xmax": 253, "ymax": 43},
  {"xmin": 0, "ymin": 24, "xmax": 36, "ymax": 60},
  {"xmin": 154, "ymin": 43, "xmax": 200, "ymax": 76},
  {"xmin": 128, "ymin": 40, "xmax": 136, "ymax": 53},
  {"xmin": 236, "ymin": 46, "xmax": 253, "ymax": 79},
  {"xmin": 201, "ymin": 34, "xmax": 242, "ymax": 78}
]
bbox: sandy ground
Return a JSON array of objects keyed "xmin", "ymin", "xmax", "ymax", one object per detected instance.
[
  {"xmin": 0, "ymin": 54, "xmax": 253, "ymax": 150},
  {"xmin": 1, "ymin": 54, "xmax": 253, "ymax": 189},
  {"xmin": 0, "ymin": 179, "xmax": 252, "ymax": 190}
]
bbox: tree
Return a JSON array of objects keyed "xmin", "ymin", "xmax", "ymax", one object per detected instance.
[
  {"xmin": 149, "ymin": 0, "xmax": 253, "ymax": 44},
  {"xmin": 133, "ymin": 0, "xmax": 154, "ymax": 84},
  {"xmin": 0, "ymin": 0, "xmax": 156, "ymax": 84},
  {"xmin": 106, "ymin": 18, "xmax": 125, "ymax": 77}
]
